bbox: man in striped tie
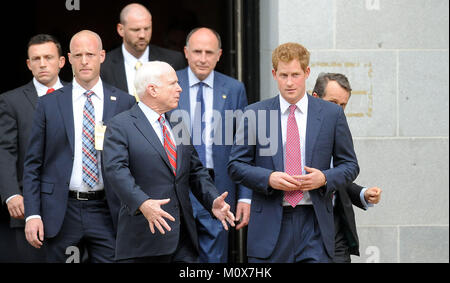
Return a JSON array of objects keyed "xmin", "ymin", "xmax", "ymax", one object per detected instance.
[
  {"xmin": 22, "ymin": 30, "xmax": 135, "ymax": 262},
  {"xmin": 103, "ymin": 61, "xmax": 235, "ymax": 263}
]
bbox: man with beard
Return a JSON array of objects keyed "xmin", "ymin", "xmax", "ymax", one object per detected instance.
[{"xmin": 101, "ymin": 3, "xmax": 186, "ymax": 101}]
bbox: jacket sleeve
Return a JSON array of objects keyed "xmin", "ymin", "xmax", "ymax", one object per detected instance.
[
  {"xmin": 22, "ymin": 99, "xmax": 46, "ymax": 218},
  {"xmin": 0, "ymin": 95, "xmax": 21, "ymax": 202}
]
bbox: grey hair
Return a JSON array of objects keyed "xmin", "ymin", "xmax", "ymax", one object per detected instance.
[{"xmin": 134, "ymin": 61, "xmax": 173, "ymax": 99}]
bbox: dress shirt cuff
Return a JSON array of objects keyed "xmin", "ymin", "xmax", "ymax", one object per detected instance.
[
  {"xmin": 5, "ymin": 194, "xmax": 20, "ymax": 204},
  {"xmin": 26, "ymin": 215, "xmax": 42, "ymax": 222},
  {"xmin": 238, "ymin": 198, "xmax": 251, "ymax": 205},
  {"xmin": 360, "ymin": 187, "xmax": 374, "ymax": 210}
]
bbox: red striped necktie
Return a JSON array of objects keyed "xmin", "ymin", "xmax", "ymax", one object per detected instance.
[{"xmin": 158, "ymin": 115, "xmax": 177, "ymax": 175}]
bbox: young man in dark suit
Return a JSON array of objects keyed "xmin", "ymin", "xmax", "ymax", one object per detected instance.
[
  {"xmin": 312, "ymin": 72, "xmax": 382, "ymax": 263},
  {"xmin": 101, "ymin": 3, "xmax": 186, "ymax": 99},
  {"xmin": 22, "ymin": 30, "xmax": 135, "ymax": 263},
  {"xmin": 228, "ymin": 43, "xmax": 360, "ymax": 263},
  {"xmin": 0, "ymin": 34, "xmax": 67, "ymax": 262}
]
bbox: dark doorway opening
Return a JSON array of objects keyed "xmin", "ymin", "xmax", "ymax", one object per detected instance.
[{"xmin": 1, "ymin": 0, "xmax": 259, "ymax": 103}]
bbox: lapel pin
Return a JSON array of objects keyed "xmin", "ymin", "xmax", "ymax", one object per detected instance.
[
  {"xmin": 110, "ymin": 96, "xmax": 117, "ymax": 101},
  {"xmin": 222, "ymin": 94, "xmax": 227, "ymax": 99}
]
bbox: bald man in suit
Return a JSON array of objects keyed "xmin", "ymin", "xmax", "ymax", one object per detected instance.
[{"xmin": 23, "ymin": 30, "xmax": 135, "ymax": 263}]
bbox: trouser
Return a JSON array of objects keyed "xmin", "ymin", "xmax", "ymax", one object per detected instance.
[
  {"xmin": 333, "ymin": 209, "xmax": 351, "ymax": 263},
  {"xmin": 248, "ymin": 205, "xmax": 331, "ymax": 263},
  {"xmin": 190, "ymin": 191, "xmax": 228, "ymax": 263},
  {"xmin": 45, "ymin": 198, "xmax": 116, "ymax": 263}
]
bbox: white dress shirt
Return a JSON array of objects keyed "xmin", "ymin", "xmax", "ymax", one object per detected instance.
[
  {"xmin": 69, "ymin": 79, "xmax": 105, "ymax": 192},
  {"xmin": 122, "ymin": 44, "xmax": 149, "ymax": 95},
  {"xmin": 138, "ymin": 102, "xmax": 176, "ymax": 148},
  {"xmin": 188, "ymin": 67, "xmax": 215, "ymax": 169},
  {"xmin": 33, "ymin": 77, "xmax": 64, "ymax": 97},
  {"xmin": 279, "ymin": 93, "xmax": 312, "ymax": 206}
]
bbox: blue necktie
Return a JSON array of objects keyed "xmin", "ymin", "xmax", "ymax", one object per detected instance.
[{"xmin": 193, "ymin": 82, "xmax": 206, "ymax": 165}]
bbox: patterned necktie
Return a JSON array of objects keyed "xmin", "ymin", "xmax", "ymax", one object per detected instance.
[
  {"xmin": 82, "ymin": 90, "xmax": 99, "ymax": 188},
  {"xmin": 158, "ymin": 115, "xmax": 177, "ymax": 175},
  {"xmin": 284, "ymin": 104, "xmax": 303, "ymax": 207},
  {"xmin": 46, "ymin": 88, "xmax": 55, "ymax": 94},
  {"xmin": 193, "ymin": 82, "xmax": 206, "ymax": 165}
]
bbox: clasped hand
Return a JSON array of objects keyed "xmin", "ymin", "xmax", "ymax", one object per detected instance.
[{"xmin": 269, "ymin": 166, "xmax": 326, "ymax": 192}]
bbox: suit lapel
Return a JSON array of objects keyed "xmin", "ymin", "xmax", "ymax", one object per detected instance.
[
  {"xmin": 102, "ymin": 84, "xmax": 118, "ymax": 121},
  {"xmin": 211, "ymin": 73, "xmax": 227, "ymax": 168},
  {"xmin": 113, "ymin": 48, "xmax": 128, "ymax": 92},
  {"xmin": 176, "ymin": 68, "xmax": 192, "ymax": 133},
  {"xmin": 131, "ymin": 105, "xmax": 173, "ymax": 172},
  {"xmin": 56, "ymin": 85, "xmax": 75, "ymax": 153},
  {"xmin": 305, "ymin": 95, "xmax": 323, "ymax": 166},
  {"xmin": 212, "ymin": 72, "xmax": 226, "ymax": 116},
  {"xmin": 270, "ymin": 96, "xmax": 284, "ymax": 172},
  {"xmin": 23, "ymin": 81, "xmax": 38, "ymax": 109}
]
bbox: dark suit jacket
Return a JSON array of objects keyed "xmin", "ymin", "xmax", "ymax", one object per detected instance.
[
  {"xmin": 335, "ymin": 182, "xmax": 366, "ymax": 256},
  {"xmin": 0, "ymin": 81, "xmax": 67, "ymax": 228},
  {"xmin": 102, "ymin": 104, "xmax": 219, "ymax": 261},
  {"xmin": 173, "ymin": 68, "xmax": 252, "ymax": 212},
  {"xmin": 227, "ymin": 95, "xmax": 359, "ymax": 259},
  {"xmin": 22, "ymin": 82, "xmax": 135, "ymax": 237},
  {"xmin": 101, "ymin": 44, "xmax": 187, "ymax": 93}
]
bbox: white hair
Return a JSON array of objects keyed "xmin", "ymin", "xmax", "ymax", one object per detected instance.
[{"xmin": 134, "ymin": 61, "xmax": 173, "ymax": 99}]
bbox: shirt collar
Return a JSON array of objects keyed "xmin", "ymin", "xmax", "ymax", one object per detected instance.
[
  {"xmin": 138, "ymin": 102, "xmax": 165, "ymax": 125},
  {"xmin": 122, "ymin": 44, "xmax": 149, "ymax": 66},
  {"xmin": 187, "ymin": 67, "xmax": 214, "ymax": 88},
  {"xmin": 33, "ymin": 77, "xmax": 63, "ymax": 97},
  {"xmin": 279, "ymin": 92, "xmax": 308, "ymax": 115},
  {"xmin": 72, "ymin": 78, "xmax": 104, "ymax": 101}
]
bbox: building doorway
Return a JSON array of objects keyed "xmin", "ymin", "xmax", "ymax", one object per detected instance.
[{"xmin": 1, "ymin": 0, "xmax": 259, "ymax": 103}]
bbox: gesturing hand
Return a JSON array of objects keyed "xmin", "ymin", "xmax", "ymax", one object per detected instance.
[
  {"xmin": 139, "ymin": 198, "xmax": 176, "ymax": 234},
  {"xmin": 212, "ymin": 192, "xmax": 235, "ymax": 231}
]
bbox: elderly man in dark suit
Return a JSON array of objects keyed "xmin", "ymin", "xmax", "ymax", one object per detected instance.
[
  {"xmin": 101, "ymin": 3, "xmax": 186, "ymax": 100},
  {"xmin": 0, "ymin": 34, "xmax": 67, "ymax": 262},
  {"xmin": 102, "ymin": 61, "xmax": 235, "ymax": 263},
  {"xmin": 23, "ymin": 30, "xmax": 135, "ymax": 263}
]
